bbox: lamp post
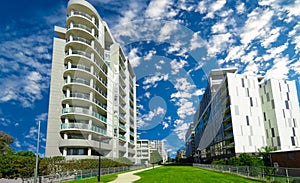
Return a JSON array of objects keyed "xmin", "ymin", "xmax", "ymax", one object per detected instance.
[
  {"xmin": 34, "ymin": 121, "xmax": 41, "ymax": 183},
  {"xmin": 98, "ymin": 135, "xmax": 101, "ymax": 183}
]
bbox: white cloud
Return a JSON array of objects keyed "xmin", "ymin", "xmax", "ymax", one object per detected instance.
[
  {"xmin": 170, "ymin": 59, "xmax": 188, "ymax": 75},
  {"xmin": 211, "ymin": 22, "xmax": 227, "ymax": 34},
  {"xmin": 145, "ymin": 0, "xmax": 173, "ymax": 18},
  {"xmin": 203, "ymin": 0, "xmax": 227, "ymax": 19},
  {"xmin": 144, "ymin": 92, "xmax": 151, "ymax": 98},
  {"xmin": 261, "ymin": 28, "xmax": 281, "ymax": 48},
  {"xmin": 240, "ymin": 8, "xmax": 274, "ymax": 46},
  {"xmin": 236, "ymin": 2, "xmax": 245, "ymax": 14},
  {"xmin": 137, "ymin": 106, "xmax": 166, "ymax": 128},
  {"xmin": 173, "ymin": 119, "xmax": 190, "ymax": 141},
  {"xmin": 189, "ymin": 32, "xmax": 205, "ymax": 51},
  {"xmin": 142, "ymin": 73, "xmax": 169, "ymax": 90},
  {"xmin": 265, "ymin": 56, "xmax": 290, "ymax": 80},
  {"xmin": 207, "ymin": 33, "xmax": 232, "ymax": 56},
  {"xmin": 128, "ymin": 48, "xmax": 141, "ymax": 68},
  {"xmin": 35, "ymin": 113, "xmax": 48, "ymax": 122},
  {"xmin": 144, "ymin": 50, "xmax": 157, "ymax": 61}
]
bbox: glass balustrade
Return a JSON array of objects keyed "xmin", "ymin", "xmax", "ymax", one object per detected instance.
[
  {"xmin": 71, "ymin": 24, "xmax": 92, "ymax": 33},
  {"xmin": 62, "ymin": 107, "xmax": 107, "ymax": 122},
  {"xmin": 61, "ymin": 123, "xmax": 107, "ymax": 135}
]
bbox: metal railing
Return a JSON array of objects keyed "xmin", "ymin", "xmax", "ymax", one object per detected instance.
[{"xmin": 193, "ymin": 164, "xmax": 300, "ymax": 183}]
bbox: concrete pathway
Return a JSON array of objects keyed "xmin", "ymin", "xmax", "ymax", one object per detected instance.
[{"xmin": 109, "ymin": 166, "xmax": 161, "ymax": 183}]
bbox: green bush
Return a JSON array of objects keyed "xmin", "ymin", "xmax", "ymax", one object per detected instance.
[{"xmin": 292, "ymin": 178, "xmax": 300, "ymax": 183}]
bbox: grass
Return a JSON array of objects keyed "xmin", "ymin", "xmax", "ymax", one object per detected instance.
[
  {"xmin": 61, "ymin": 172, "xmax": 119, "ymax": 183},
  {"xmin": 134, "ymin": 166, "xmax": 267, "ymax": 183}
]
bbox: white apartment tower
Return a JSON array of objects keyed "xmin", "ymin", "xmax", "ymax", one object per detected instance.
[
  {"xmin": 45, "ymin": 0, "xmax": 137, "ymax": 162},
  {"xmin": 260, "ymin": 79, "xmax": 300, "ymax": 150},
  {"xmin": 189, "ymin": 68, "xmax": 300, "ymax": 162}
]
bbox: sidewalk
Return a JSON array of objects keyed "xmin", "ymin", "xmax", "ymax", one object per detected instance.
[{"xmin": 108, "ymin": 166, "xmax": 161, "ymax": 183}]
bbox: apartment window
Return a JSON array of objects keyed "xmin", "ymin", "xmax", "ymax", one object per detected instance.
[
  {"xmin": 67, "ymin": 148, "xmax": 87, "ymax": 155},
  {"xmin": 246, "ymin": 116, "xmax": 249, "ymax": 126},
  {"xmin": 287, "ymin": 93, "xmax": 290, "ymax": 100},
  {"xmin": 285, "ymin": 101, "xmax": 289, "ymax": 109},
  {"xmin": 271, "ymin": 99, "xmax": 275, "ymax": 109},
  {"xmin": 250, "ymin": 97, "xmax": 253, "ymax": 107},
  {"xmin": 293, "ymin": 119, "xmax": 297, "ymax": 127},
  {"xmin": 283, "ymin": 109, "xmax": 285, "ymax": 118},
  {"xmin": 246, "ymin": 88, "xmax": 250, "ymax": 97},
  {"xmin": 277, "ymin": 136, "xmax": 281, "ymax": 146},
  {"xmin": 287, "ymin": 84, "xmax": 290, "ymax": 92},
  {"xmin": 266, "ymin": 93, "xmax": 270, "ymax": 102},
  {"xmin": 264, "ymin": 85, "xmax": 266, "ymax": 94},
  {"xmin": 266, "ymin": 130, "xmax": 269, "ymax": 138},
  {"xmin": 263, "ymin": 112, "xmax": 267, "ymax": 121},
  {"xmin": 261, "ymin": 96, "xmax": 264, "ymax": 104},
  {"xmin": 291, "ymin": 137, "xmax": 296, "ymax": 146},
  {"xmin": 271, "ymin": 128, "xmax": 275, "ymax": 137},
  {"xmin": 241, "ymin": 78, "xmax": 245, "ymax": 87},
  {"xmin": 292, "ymin": 128, "xmax": 296, "ymax": 136},
  {"xmin": 279, "ymin": 83, "xmax": 281, "ymax": 91}
]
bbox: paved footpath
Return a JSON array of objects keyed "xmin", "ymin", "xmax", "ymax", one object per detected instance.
[{"xmin": 109, "ymin": 166, "xmax": 161, "ymax": 183}]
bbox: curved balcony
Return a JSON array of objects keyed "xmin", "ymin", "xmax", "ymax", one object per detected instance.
[
  {"xmin": 67, "ymin": 36, "xmax": 91, "ymax": 46},
  {"xmin": 64, "ymin": 78, "xmax": 107, "ymax": 98},
  {"xmin": 67, "ymin": 10, "xmax": 99, "ymax": 28},
  {"xmin": 61, "ymin": 123, "xmax": 107, "ymax": 136},
  {"xmin": 62, "ymin": 93, "xmax": 106, "ymax": 111},
  {"xmin": 64, "ymin": 64, "xmax": 107, "ymax": 87},
  {"xmin": 59, "ymin": 139, "xmax": 111, "ymax": 150},
  {"xmin": 62, "ymin": 107, "xmax": 107, "ymax": 123},
  {"xmin": 68, "ymin": 23, "xmax": 92, "ymax": 34},
  {"xmin": 65, "ymin": 50, "xmax": 107, "ymax": 75}
]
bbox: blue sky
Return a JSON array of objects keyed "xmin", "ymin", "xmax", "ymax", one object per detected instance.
[{"xmin": 0, "ymin": 0, "xmax": 300, "ymax": 158}]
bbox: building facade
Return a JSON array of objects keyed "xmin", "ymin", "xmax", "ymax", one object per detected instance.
[
  {"xmin": 136, "ymin": 140, "xmax": 168, "ymax": 164},
  {"xmin": 45, "ymin": 0, "xmax": 137, "ymax": 162},
  {"xmin": 188, "ymin": 68, "xmax": 300, "ymax": 163}
]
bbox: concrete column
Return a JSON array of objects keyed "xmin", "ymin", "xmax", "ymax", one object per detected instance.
[
  {"xmin": 66, "ymin": 88, "xmax": 70, "ymax": 98},
  {"xmin": 63, "ymin": 148, "xmax": 67, "ymax": 156},
  {"xmin": 90, "ymin": 65, "xmax": 94, "ymax": 75},
  {"xmin": 92, "ymin": 28, "xmax": 95, "ymax": 36},
  {"xmin": 67, "ymin": 75, "xmax": 71, "ymax": 83},
  {"xmin": 67, "ymin": 60, "xmax": 72, "ymax": 69},
  {"xmin": 88, "ymin": 148, "xmax": 91, "ymax": 156},
  {"xmin": 91, "ymin": 40, "xmax": 94, "ymax": 48},
  {"xmin": 90, "ymin": 91, "xmax": 94, "ymax": 101},
  {"xmin": 69, "ymin": 34, "xmax": 73, "ymax": 41},
  {"xmin": 92, "ymin": 16, "xmax": 95, "ymax": 24},
  {"xmin": 91, "ymin": 52, "xmax": 94, "ymax": 62},
  {"xmin": 68, "ymin": 47, "xmax": 72, "ymax": 55},
  {"xmin": 90, "ymin": 78, "xmax": 94, "ymax": 88}
]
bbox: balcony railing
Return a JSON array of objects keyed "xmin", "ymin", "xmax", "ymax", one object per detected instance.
[
  {"xmin": 119, "ymin": 123, "xmax": 126, "ymax": 130},
  {"xmin": 69, "ymin": 36, "xmax": 91, "ymax": 46},
  {"xmin": 68, "ymin": 92, "xmax": 90, "ymax": 100},
  {"xmin": 72, "ymin": 10, "xmax": 93, "ymax": 21},
  {"xmin": 70, "ymin": 24, "xmax": 92, "ymax": 33},
  {"xmin": 61, "ymin": 123, "xmax": 107, "ymax": 135},
  {"xmin": 119, "ymin": 135, "xmax": 126, "ymax": 141},
  {"xmin": 66, "ymin": 50, "xmax": 92, "ymax": 59},
  {"xmin": 62, "ymin": 107, "xmax": 107, "ymax": 123},
  {"xmin": 67, "ymin": 64, "xmax": 91, "ymax": 72}
]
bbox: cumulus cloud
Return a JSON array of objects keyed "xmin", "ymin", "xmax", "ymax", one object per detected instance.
[{"xmin": 142, "ymin": 73, "xmax": 169, "ymax": 90}]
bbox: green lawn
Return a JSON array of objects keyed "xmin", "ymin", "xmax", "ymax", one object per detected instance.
[
  {"xmin": 134, "ymin": 166, "xmax": 267, "ymax": 183},
  {"xmin": 61, "ymin": 172, "xmax": 119, "ymax": 183}
]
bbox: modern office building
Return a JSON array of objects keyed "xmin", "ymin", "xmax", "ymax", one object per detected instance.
[
  {"xmin": 187, "ymin": 68, "xmax": 300, "ymax": 162},
  {"xmin": 136, "ymin": 140, "xmax": 168, "ymax": 164},
  {"xmin": 45, "ymin": 0, "xmax": 137, "ymax": 162}
]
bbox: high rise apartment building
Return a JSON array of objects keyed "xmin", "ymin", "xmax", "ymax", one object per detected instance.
[
  {"xmin": 186, "ymin": 68, "xmax": 300, "ymax": 162},
  {"xmin": 45, "ymin": 0, "xmax": 137, "ymax": 162}
]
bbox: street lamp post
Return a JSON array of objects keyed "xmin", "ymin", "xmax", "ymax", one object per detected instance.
[
  {"xmin": 98, "ymin": 135, "xmax": 101, "ymax": 183},
  {"xmin": 34, "ymin": 121, "xmax": 41, "ymax": 183}
]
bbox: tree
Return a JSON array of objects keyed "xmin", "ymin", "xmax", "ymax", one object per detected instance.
[
  {"xmin": 0, "ymin": 131, "xmax": 14, "ymax": 155},
  {"xmin": 258, "ymin": 146, "xmax": 277, "ymax": 166},
  {"xmin": 149, "ymin": 150, "xmax": 162, "ymax": 168}
]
